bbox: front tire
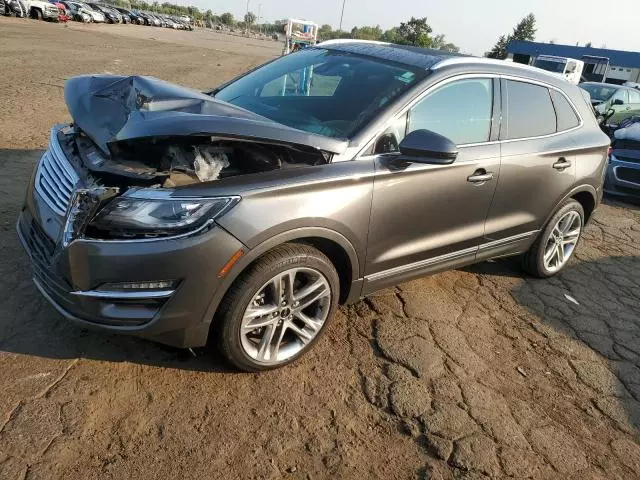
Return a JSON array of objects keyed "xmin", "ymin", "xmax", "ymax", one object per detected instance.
[
  {"xmin": 215, "ymin": 243, "xmax": 340, "ymax": 372},
  {"xmin": 523, "ymin": 199, "xmax": 584, "ymax": 278}
]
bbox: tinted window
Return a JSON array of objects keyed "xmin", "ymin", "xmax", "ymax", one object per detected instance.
[
  {"xmin": 505, "ymin": 80, "xmax": 556, "ymax": 140},
  {"xmin": 629, "ymin": 89, "xmax": 640, "ymax": 104},
  {"xmin": 550, "ymin": 90, "xmax": 580, "ymax": 132},
  {"xmin": 216, "ymin": 49, "xmax": 425, "ymax": 139},
  {"xmin": 580, "ymin": 83, "xmax": 616, "ymax": 102},
  {"xmin": 408, "ymin": 78, "xmax": 493, "ymax": 145}
]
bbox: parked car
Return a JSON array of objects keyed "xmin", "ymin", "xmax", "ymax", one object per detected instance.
[
  {"xmin": 48, "ymin": 0, "xmax": 69, "ymax": 21},
  {"xmin": 133, "ymin": 9, "xmax": 151, "ymax": 25},
  {"xmin": 60, "ymin": 1, "xmax": 90, "ymax": 21},
  {"xmin": 605, "ymin": 118, "xmax": 640, "ymax": 200},
  {"xmin": 2, "ymin": 0, "xmax": 28, "ymax": 16},
  {"xmin": 115, "ymin": 7, "xmax": 142, "ymax": 24},
  {"xmin": 23, "ymin": 0, "xmax": 60, "ymax": 20},
  {"xmin": 87, "ymin": 2, "xmax": 119, "ymax": 23},
  {"xmin": 18, "ymin": 42, "xmax": 609, "ymax": 371},
  {"xmin": 580, "ymin": 82, "xmax": 640, "ymax": 125},
  {"xmin": 73, "ymin": 1, "xmax": 103, "ymax": 22}
]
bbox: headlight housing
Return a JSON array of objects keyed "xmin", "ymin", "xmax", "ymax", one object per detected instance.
[{"xmin": 89, "ymin": 190, "xmax": 239, "ymax": 239}]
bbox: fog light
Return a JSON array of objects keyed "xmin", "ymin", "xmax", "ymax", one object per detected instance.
[{"xmin": 98, "ymin": 280, "xmax": 178, "ymax": 291}]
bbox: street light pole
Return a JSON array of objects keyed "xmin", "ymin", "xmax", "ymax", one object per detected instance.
[{"xmin": 339, "ymin": 0, "xmax": 346, "ymax": 31}]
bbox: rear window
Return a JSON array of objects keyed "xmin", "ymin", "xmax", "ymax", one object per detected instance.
[
  {"xmin": 550, "ymin": 90, "xmax": 580, "ymax": 132},
  {"xmin": 504, "ymin": 80, "xmax": 556, "ymax": 140}
]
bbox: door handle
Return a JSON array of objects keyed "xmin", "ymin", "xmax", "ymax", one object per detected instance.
[
  {"xmin": 467, "ymin": 169, "xmax": 494, "ymax": 184},
  {"xmin": 553, "ymin": 158, "xmax": 572, "ymax": 170}
]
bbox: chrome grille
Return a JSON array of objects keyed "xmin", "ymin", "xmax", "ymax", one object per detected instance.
[{"xmin": 34, "ymin": 131, "xmax": 78, "ymax": 215}]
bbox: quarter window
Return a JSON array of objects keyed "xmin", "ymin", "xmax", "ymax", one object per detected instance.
[
  {"xmin": 504, "ymin": 80, "xmax": 556, "ymax": 140},
  {"xmin": 550, "ymin": 90, "xmax": 580, "ymax": 132},
  {"xmin": 407, "ymin": 78, "xmax": 493, "ymax": 145}
]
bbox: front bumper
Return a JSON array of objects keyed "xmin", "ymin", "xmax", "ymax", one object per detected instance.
[
  {"xmin": 18, "ymin": 135, "xmax": 246, "ymax": 348},
  {"xmin": 604, "ymin": 153, "xmax": 640, "ymax": 199}
]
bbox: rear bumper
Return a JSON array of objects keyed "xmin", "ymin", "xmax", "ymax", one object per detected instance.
[{"xmin": 604, "ymin": 154, "xmax": 640, "ymax": 198}]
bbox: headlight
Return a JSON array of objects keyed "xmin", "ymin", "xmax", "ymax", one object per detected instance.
[{"xmin": 90, "ymin": 191, "xmax": 239, "ymax": 238}]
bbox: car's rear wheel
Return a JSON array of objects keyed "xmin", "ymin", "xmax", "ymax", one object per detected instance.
[
  {"xmin": 215, "ymin": 243, "xmax": 339, "ymax": 372},
  {"xmin": 523, "ymin": 199, "xmax": 584, "ymax": 278},
  {"xmin": 32, "ymin": 8, "xmax": 42, "ymax": 19}
]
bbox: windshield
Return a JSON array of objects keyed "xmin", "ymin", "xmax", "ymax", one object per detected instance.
[
  {"xmin": 215, "ymin": 48, "xmax": 425, "ymax": 139},
  {"xmin": 580, "ymin": 84, "xmax": 617, "ymax": 102},
  {"xmin": 533, "ymin": 58, "xmax": 567, "ymax": 74}
]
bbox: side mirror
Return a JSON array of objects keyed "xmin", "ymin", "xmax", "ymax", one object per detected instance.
[
  {"xmin": 612, "ymin": 98, "xmax": 624, "ymax": 106},
  {"xmin": 398, "ymin": 129, "xmax": 458, "ymax": 164}
]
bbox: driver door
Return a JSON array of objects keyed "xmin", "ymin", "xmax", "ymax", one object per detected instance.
[
  {"xmin": 610, "ymin": 89, "xmax": 631, "ymax": 124},
  {"xmin": 363, "ymin": 77, "xmax": 501, "ymax": 294}
]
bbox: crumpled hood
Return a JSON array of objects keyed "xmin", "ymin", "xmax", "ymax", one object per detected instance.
[{"xmin": 64, "ymin": 75, "xmax": 349, "ymax": 155}]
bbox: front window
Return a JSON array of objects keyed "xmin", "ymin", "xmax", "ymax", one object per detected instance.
[
  {"xmin": 214, "ymin": 49, "xmax": 426, "ymax": 139},
  {"xmin": 407, "ymin": 78, "xmax": 493, "ymax": 145},
  {"xmin": 580, "ymin": 84, "xmax": 617, "ymax": 102},
  {"xmin": 533, "ymin": 58, "xmax": 567, "ymax": 74}
]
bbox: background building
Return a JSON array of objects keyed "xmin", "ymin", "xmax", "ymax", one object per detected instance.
[{"xmin": 506, "ymin": 40, "xmax": 640, "ymax": 84}]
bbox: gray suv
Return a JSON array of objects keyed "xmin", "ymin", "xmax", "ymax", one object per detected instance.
[{"xmin": 18, "ymin": 41, "xmax": 610, "ymax": 371}]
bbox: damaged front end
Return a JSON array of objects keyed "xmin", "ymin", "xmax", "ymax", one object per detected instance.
[{"xmin": 45, "ymin": 74, "xmax": 347, "ymax": 244}]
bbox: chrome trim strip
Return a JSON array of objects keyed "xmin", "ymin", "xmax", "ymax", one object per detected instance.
[
  {"xmin": 366, "ymin": 230, "xmax": 540, "ymax": 282},
  {"xmin": 478, "ymin": 230, "xmax": 539, "ymax": 251},
  {"xmin": 70, "ymin": 289, "xmax": 175, "ymax": 299},
  {"xmin": 366, "ymin": 246, "xmax": 478, "ymax": 282}
]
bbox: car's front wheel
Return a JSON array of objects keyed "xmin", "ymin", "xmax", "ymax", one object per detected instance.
[
  {"xmin": 523, "ymin": 199, "xmax": 584, "ymax": 277},
  {"xmin": 215, "ymin": 243, "xmax": 340, "ymax": 372}
]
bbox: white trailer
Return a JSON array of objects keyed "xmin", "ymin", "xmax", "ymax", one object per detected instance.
[
  {"xmin": 282, "ymin": 18, "xmax": 318, "ymax": 55},
  {"xmin": 532, "ymin": 55, "xmax": 584, "ymax": 84}
]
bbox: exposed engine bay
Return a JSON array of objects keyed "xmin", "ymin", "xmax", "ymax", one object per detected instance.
[{"xmin": 67, "ymin": 129, "xmax": 331, "ymax": 189}]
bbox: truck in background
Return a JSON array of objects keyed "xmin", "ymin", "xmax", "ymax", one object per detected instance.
[{"xmin": 532, "ymin": 55, "xmax": 584, "ymax": 84}]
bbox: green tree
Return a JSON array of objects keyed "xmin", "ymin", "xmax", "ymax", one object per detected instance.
[
  {"xmin": 219, "ymin": 12, "xmax": 234, "ymax": 25},
  {"xmin": 395, "ymin": 17, "xmax": 433, "ymax": 47},
  {"xmin": 487, "ymin": 34, "xmax": 509, "ymax": 59},
  {"xmin": 431, "ymin": 33, "xmax": 460, "ymax": 52},
  {"xmin": 512, "ymin": 13, "xmax": 536, "ymax": 42},
  {"xmin": 351, "ymin": 25, "xmax": 382, "ymax": 41},
  {"xmin": 318, "ymin": 23, "xmax": 333, "ymax": 40},
  {"xmin": 487, "ymin": 13, "xmax": 536, "ymax": 59},
  {"xmin": 244, "ymin": 11, "xmax": 256, "ymax": 27}
]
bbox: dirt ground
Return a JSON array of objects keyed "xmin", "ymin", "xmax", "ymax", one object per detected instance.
[{"xmin": 1, "ymin": 17, "xmax": 640, "ymax": 480}]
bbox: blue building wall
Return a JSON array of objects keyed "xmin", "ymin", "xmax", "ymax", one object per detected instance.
[{"xmin": 507, "ymin": 40, "xmax": 640, "ymax": 69}]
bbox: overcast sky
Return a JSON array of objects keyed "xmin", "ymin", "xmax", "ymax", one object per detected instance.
[{"xmin": 191, "ymin": 0, "xmax": 640, "ymax": 55}]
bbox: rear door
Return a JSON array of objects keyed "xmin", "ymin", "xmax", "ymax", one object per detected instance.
[
  {"xmin": 363, "ymin": 76, "xmax": 501, "ymax": 293},
  {"xmin": 627, "ymin": 88, "xmax": 640, "ymax": 119},
  {"xmin": 482, "ymin": 79, "xmax": 578, "ymax": 253}
]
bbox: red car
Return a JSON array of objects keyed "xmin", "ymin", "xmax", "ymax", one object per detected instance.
[{"xmin": 48, "ymin": 0, "xmax": 69, "ymax": 21}]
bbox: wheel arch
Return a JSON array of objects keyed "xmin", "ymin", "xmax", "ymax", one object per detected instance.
[
  {"xmin": 201, "ymin": 227, "xmax": 362, "ymax": 335},
  {"xmin": 543, "ymin": 184, "xmax": 597, "ymax": 228}
]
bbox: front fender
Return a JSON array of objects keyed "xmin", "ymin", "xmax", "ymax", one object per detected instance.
[{"xmin": 200, "ymin": 226, "xmax": 362, "ymax": 333}]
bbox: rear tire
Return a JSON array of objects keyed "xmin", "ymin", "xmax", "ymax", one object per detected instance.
[
  {"xmin": 214, "ymin": 243, "xmax": 340, "ymax": 372},
  {"xmin": 522, "ymin": 199, "xmax": 584, "ymax": 278},
  {"xmin": 31, "ymin": 8, "xmax": 42, "ymax": 19}
]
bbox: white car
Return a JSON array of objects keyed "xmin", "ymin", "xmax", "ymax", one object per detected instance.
[{"xmin": 74, "ymin": 1, "xmax": 104, "ymax": 22}]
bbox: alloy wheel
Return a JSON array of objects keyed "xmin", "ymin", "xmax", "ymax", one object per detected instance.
[
  {"xmin": 543, "ymin": 210, "xmax": 582, "ymax": 273},
  {"xmin": 240, "ymin": 267, "xmax": 331, "ymax": 364}
]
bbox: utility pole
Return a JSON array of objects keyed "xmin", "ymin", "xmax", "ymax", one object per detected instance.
[
  {"xmin": 339, "ymin": 0, "xmax": 346, "ymax": 32},
  {"xmin": 258, "ymin": 4, "xmax": 262, "ymax": 34}
]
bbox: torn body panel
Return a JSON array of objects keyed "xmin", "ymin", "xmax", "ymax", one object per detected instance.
[
  {"xmin": 64, "ymin": 75, "xmax": 349, "ymax": 156},
  {"xmin": 63, "ymin": 75, "xmax": 339, "ymax": 189}
]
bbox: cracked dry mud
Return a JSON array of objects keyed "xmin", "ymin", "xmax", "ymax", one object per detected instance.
[{"xmin": 2, "ymin": 17, "xmax": 640, "ymax": 479}]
